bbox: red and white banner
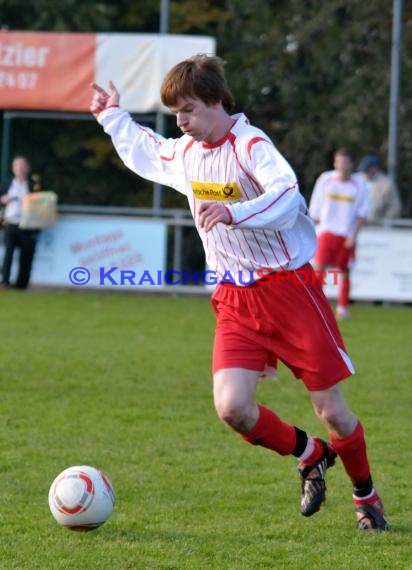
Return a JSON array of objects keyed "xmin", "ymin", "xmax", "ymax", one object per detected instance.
[{"xmin": 0, "ymin": 31, "xmax": 216, "ymax": 113}]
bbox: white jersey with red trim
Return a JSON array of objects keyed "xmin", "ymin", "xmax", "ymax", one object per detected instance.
[
  {"xmin": 309, "ymin": 170, "xmax": 369, "ymax": 237},
  {"xmin": 98, "ymin": 107, "xmax": 317, "ymax": 284}
]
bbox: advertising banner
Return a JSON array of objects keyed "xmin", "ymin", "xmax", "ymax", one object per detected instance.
[
  {"xmin": 0, "ymin": 31, "xmax": 216, "ymax": 112},
  {"xmin": 323, "ymin": 226, "xmax": 412, "ymax": 302},
  {"xmin": 2, "ymin": 218, "xmax": 411, "ymax": 300},
  {"xmin": 27, "ymin": 216, "xmax": 167, "ymax": 289}
]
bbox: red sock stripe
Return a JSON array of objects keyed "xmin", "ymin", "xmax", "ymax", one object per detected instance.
[
  {"xmin": 242, "ymin": 405, "xmax": 296, "ymax": 456},
  {"xmin": 329, "ymin": 421, "xmax": 371, "ymax": 485}
]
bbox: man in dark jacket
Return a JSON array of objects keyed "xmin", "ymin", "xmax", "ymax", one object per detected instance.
[{"xmin": 0, "ymin": 155, "xmax": 41, "ymax": 289}]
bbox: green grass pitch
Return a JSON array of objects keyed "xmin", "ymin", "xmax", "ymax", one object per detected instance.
[{"xmin": 0, "ymin": 290, "xmax": 410, "ymax": 569}]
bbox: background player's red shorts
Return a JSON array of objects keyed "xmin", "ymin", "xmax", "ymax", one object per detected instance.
[
  {"xmin": 314, "ymin": 231, "xmax": 355, "ymax": 269},
  {"xmin": 211, "ymin": 263, "xmax": 354, "ymax": 391}
]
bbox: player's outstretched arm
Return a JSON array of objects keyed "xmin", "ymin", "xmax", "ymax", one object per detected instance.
[
  {"xmin": 90, "ymin": 81, "xmax": 120, "ymax": 119},
  {"xmin": 90, "ymin": 81, "xmax": 187, "ymax": 195}
]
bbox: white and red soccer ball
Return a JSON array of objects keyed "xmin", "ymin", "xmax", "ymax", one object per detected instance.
[{"xmin": 48, "ymin": 465, "xmax": 116, "ymax": 531}]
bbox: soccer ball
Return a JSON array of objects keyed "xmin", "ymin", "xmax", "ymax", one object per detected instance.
[{"xmin": 48, "ymin": 465, "xmax": 116, "ymax": 531}]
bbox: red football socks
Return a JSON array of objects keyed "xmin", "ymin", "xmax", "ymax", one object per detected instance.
[
  {"xmin": 242, "ymin": 405, "xmax": 296, "ymax": 456},
  {"xmin": 329, "ymin": 421, "xmax": 371, "ymax": 485},
  {"xmin": 338, "ymin": 272, "xmax": 350, "ymax": 308}
]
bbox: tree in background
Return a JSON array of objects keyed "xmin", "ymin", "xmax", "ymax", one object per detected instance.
[
  {"xmin": 0, "ymin": 0, "xmax": 411, "ymax": 211},
  {"xmin": 172, "ymin": 0, "xmax": 412, "ymax": 206}
]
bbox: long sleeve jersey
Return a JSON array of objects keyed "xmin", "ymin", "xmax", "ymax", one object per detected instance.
[{"xmin": 98, "ymin": 107, "xmax": 317, "ymax": 285}]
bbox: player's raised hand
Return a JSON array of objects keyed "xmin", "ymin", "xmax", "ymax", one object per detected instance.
[{"xmin": 90, "ymin": 81, "xmax": 120, "ymax": 118}]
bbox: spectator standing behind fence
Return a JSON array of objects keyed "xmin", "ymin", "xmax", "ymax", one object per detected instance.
[
  {"xmin": 357, "ymin": 155, "xmax": 402, "ymax": 222},
  {"xmin": 309, "ymin": 148, "xmax": 369, "ymax": 320},
  {"xmin": 0, "ymin": 155, "xmax": 41, "ymax": 289}
]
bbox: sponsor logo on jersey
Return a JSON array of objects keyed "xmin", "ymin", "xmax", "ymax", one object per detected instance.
[
  {"xmin": 191, "ymin": 181, "xmax": 242, "ymax": 201},
  {"xmin": 327, "ymin": 193, "xmax": 355, "ymax": 203}
]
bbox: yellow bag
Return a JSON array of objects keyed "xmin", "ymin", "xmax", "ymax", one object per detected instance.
[{"xmin": 19, "ymin": 191, "xmax": 58, "ymax": 230}]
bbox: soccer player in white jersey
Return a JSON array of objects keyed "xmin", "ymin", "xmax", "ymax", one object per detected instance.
[
  {"xmin": 90, "ymin": 55, "xmax": 387, "ymax": 531},
  {"xmin": 309, "ymin": 148, "xmax": 369, "ymax": 320}
]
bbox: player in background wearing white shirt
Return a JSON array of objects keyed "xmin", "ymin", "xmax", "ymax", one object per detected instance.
[
  {"xmin": 309, "ymin": 148, "xmax": 369, "ymax": 320},
  {"xmin": 90, "ymin": 55, "xmax": 387, "ymax": 531}
]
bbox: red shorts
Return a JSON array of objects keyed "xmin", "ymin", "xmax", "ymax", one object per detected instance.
[
  {"xmin": 211, "ymin": 263, "xmax": 354, "ymax": 391},
  {"xmin": 314, "ymin": 232, "xmax": 355, "ymax": 270}
]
